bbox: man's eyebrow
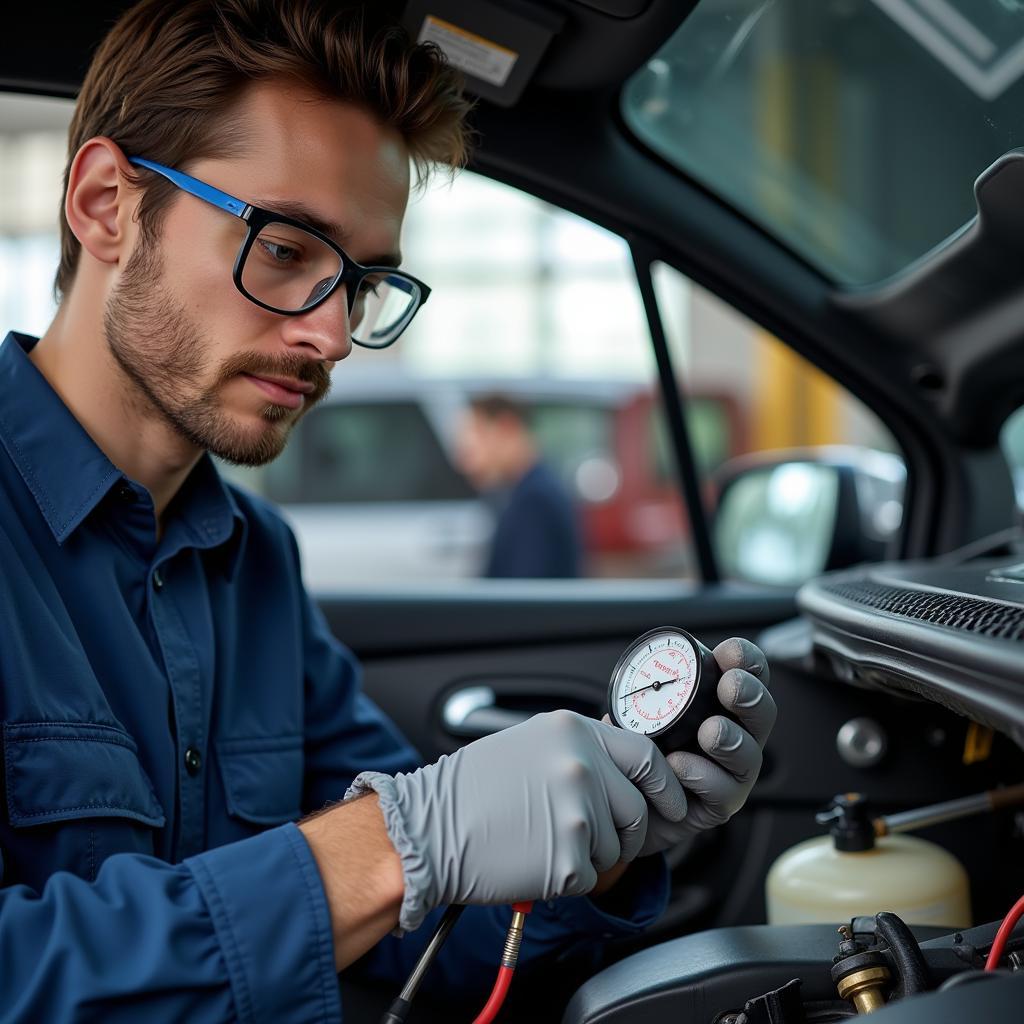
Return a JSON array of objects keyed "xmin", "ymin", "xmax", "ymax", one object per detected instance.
[{"xmin": 253, "ymin": 198, "xmax": 402, "ymax": 267}]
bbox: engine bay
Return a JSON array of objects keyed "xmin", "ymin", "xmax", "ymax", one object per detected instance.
[{"xmin": 563, "ymin": 549, "xmax": 1024, "ymax": 1021}]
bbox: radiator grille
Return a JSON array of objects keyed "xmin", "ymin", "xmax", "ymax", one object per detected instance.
[{"xmin": 821, "ymin": 581, "xmax": 1024, "ymax": 642}]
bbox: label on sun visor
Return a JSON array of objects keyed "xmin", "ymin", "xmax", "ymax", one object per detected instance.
[{"xmin": 418, "ymin": 16, "xmax": 519, "ymax": 87}]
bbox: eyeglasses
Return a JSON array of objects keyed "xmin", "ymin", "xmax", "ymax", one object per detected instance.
[{"xmin": 127, "ymin": 157, "xmax": 430, "ymax": 349}]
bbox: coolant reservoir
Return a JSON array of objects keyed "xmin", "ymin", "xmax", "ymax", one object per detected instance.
[{"xmin": 766, "ymin": 794, "xmax": 971, "ymax": 929}]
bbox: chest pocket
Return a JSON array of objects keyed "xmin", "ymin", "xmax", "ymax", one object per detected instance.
[
  {"xmin": 215, "ymin": 735, "xmax": 303, "ymax": 826},
  {"xmin": 3, "ymin": 721, "xmax": 166, "ymax": 887}
]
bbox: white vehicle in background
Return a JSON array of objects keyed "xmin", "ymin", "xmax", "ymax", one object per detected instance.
[
  {"xmin": 219, "ymin": 368, "xmax": 730, "ymax": 590},
  {"xmin": 220, "ymin": 368, "xmax": 493, "ymax": 590}
]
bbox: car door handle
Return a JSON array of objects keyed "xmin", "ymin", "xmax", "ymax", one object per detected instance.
[{"xmin": 441, "ymin": 686, "xmax": 532, "ymax": 738}]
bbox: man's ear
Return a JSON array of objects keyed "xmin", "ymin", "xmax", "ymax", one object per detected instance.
[{"xmin": 64, "ymin": 137, "xmax": 138, "ymax": 268}]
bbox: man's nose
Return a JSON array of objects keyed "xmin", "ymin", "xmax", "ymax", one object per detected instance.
[{"xmin": 280, "ymin": 286, "xmax": 353, "ymax": 364}]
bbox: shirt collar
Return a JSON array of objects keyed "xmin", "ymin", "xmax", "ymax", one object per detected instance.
[
  {"xmin": 0, "ymin": 331, "xmax": 121, "ymax": 544},
  {"xmin": 0, "ymin": 332, "xmax": 247, "ymax": 577}
]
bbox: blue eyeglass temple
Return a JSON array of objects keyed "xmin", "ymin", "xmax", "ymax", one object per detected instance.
[{"xmin": 128, "ymin": 157, "xmax": 251, "ymax": 219}]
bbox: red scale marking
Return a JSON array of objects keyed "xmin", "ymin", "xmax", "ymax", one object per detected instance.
[{"xmin": 628, "ymin": 642, "xmax": 696, "ymax": 723}]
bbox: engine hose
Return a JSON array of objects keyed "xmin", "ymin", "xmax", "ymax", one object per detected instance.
[{"xmin": 874, "ymin": 912, "xmax": 931, "ymax": 997}]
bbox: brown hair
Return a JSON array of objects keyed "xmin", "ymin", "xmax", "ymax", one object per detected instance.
[
  {"xmin": 56, "ymin": 0, "xmax": 472, "ymax": 297},
  {"xmin": 470, "ymin": 393, "xmax": 529, "ymax": 425}
]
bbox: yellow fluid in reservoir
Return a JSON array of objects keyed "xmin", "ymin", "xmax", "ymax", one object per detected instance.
[{"xmin": 766, "ymin": 833, "xmax": 971, "ymax": 929}]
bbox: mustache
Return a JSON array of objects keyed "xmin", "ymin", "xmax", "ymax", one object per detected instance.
[{"xmin": 217, "ymin": 351, "xmax": 332, "ymax": 402}]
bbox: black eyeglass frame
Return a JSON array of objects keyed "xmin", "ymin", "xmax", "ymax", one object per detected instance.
[{"xmin": 128, "ymin": 157, "xmax": 431, "ymax": 349}]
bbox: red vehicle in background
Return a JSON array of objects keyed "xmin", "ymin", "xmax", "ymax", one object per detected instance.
[{"xmin": 575, "ymin": 386, "xmax": 746, "ymax": 577}]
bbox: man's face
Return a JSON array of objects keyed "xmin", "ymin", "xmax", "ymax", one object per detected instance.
[
  {"xmin": 456, "ymin": 409, "xmax": 511, "ymax": 490},
  {"xmin": 105, "ymin": 80, "xmax": 411, "ymax": 466}
]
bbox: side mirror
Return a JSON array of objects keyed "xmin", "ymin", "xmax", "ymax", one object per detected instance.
[{"xmin": 711, "ymin": 447, "xmax": 905, "ymax": 587}]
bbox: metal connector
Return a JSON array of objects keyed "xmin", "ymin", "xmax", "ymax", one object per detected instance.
[{"xmin": 501, "ymin": 910, "xmax": 528, "ymax": 969}]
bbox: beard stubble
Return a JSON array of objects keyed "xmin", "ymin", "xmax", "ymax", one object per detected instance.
[{"xmin": 103, "ymin": 241, "xmax": 331, "ymax": 466}]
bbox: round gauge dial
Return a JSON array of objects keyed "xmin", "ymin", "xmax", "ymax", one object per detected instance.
[{"xmin": 608, "ymin": 626, "xmax": 719, "ymax": 751}]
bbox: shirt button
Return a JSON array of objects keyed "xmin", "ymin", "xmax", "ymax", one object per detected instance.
[
  {"xmin": 117, "ymin": 483, "xmax": 136, "ymax": 503},
  {"xmin": 184, "ymin": 747, "xmax": 202, "ymax": 776},
  {"xmin": 153, "ymin": 568, "xmax": 165, "ymax": 591}
]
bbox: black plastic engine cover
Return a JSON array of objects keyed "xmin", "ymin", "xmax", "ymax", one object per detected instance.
[{"xmin": 561, "ymin": 924, "xmax": 952, "ymax": 1024}]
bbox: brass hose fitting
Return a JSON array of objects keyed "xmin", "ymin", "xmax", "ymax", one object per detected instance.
[
  {"xmin": 836, "ymin": 964, "xmax": 892, "ymax": 1014},
  {"xmin": 832, "ymin": 926, "xmax": 892, "ymax": 1015}
]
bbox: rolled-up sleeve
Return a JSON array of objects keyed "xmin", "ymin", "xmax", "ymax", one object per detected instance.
[{"xmin": 0, "ymin": 824, "xmax": 341, "ymax": 1023}]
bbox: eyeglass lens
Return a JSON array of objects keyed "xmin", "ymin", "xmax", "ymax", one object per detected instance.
[{"xmin": 240, "ymin": 221, "xmax": 420, "ymax": 347}]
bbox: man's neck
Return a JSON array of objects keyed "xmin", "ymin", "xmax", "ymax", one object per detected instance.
[{"xmin": 30, "ymin": 301, "xmax": 201, "ymax": 526}]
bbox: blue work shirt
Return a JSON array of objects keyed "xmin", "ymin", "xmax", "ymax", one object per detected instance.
[{"xmin": 0, "ymin": 331, "xmax": 668, "ymax": 1022}]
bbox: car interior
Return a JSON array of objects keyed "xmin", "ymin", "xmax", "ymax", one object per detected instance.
[{"xmin": 4, "ymin": 0, "xmax": 1024, "ymax": 1021}]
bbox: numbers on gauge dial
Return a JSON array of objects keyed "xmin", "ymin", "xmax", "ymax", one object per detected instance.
[{"xmin": 615, "ymin": 632, "xmax": 697, "ymax": 736}]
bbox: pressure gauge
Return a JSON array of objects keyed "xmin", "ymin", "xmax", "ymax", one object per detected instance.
[{"xmin": 608, "ymin": 627, "xmax": 721, "ymax": 753}]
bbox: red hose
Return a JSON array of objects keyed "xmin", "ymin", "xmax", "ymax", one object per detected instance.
[
  {"xmin": 471, "ymin": 965, "xmax": 514, "ymax": 1024},
  {"xmin": 471, "ymin": 901, "xmax": 534, "ymax": 1023},
  {"xmin": 985, "ymin": 892, "xmax": 1024, "ymax": 971}
]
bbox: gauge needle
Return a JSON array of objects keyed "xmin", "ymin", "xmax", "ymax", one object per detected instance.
[{"xmin": 621, "ymin": 677, "xmax": 679, "ymax": 702}]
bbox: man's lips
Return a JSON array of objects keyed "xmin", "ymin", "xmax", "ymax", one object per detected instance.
[{"xmin": 242, "ymin": 373, "xmax": 314, "ymax": 410}]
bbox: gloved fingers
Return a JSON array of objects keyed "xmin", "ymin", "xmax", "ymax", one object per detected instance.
[
  {"xmin": 553, "ymin": 829, "xmax": 601, "ymax": 896},
  {"xmin": 569, "ymin": 859, "xmax": 600, "ymax": 897},
  {"xmin": 716, "ymin": 669, "xmax": 777, "ymax": 749},
  {"xmin": 596, "ymin": 718, "xmax": 688, "ymax": 823},
  {"xmin": 590, "ymin": 804, "xmax": 625, "ymax": 874},
  {"xmin": 598, "ymin": 763, "xmax": 650, "ymax": 864},
  {"xmin": 665, "ymin": 749, "xmax": 746, "ymax": 827},
  {"xmin": 696, "ymin": 714, "xmax": 762, "ymax": 786},
  {"xmin": 712, "ymin": 637, "xmax": 770, "ymax": 687}
]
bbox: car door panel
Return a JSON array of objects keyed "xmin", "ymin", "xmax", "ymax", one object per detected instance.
[{"xmin": 318, "ymin": 583, "xmax": 798, "ymax": 660}]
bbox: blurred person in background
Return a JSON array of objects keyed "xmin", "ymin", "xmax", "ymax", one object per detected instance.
[{"xmin": 457, "ymin": 393, "xmax": 583, "ymax": 578}]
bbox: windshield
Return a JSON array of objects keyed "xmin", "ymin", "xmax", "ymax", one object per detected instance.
[{"xmin": 623, "ymin": 0, "xmax": 1024, "ymax": 287}]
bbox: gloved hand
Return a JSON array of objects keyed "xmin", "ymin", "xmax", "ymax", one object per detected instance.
[
  {"xmin": 631, "ymin": 636, "xmax": 776, "ymax": 856},
  {"xmin": 346, "ymin": 709, "xmax": 687, "ymax": 932}
]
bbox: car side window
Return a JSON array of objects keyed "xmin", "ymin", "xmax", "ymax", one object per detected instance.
[
  {"xmin": 227, "ymin": 171, "xmax": 702, "ymax": 586},
  {"xmin": 652, "ymin": 261, "xmax": 904, "ymax": 586}
]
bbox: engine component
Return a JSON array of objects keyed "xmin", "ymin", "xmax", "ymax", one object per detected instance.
[
  {"xmin": 836, "ymin": 717, "xmax": 887, "ymax": 768},
  {"xmin": 766, "ymin": 794, "xmax": 970, "ymax": 927},
  {"xmin": 831, "ymin": 926, "xmax": 891, "ymax": 1014}
]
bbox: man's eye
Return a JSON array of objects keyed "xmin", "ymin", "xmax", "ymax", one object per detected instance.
[{"xmin": 258, "ymin": 238, "xmax": 301, "ymax": 264}]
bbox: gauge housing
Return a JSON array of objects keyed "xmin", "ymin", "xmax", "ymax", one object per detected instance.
[{"xmin": 608, "ymin": 626, "xmax": 721, "ymax": 753}]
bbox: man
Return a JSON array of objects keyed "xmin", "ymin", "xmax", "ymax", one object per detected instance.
[
  {"xmin": 456, "ymin": 393, "xmax": 584, "ymax": 578},
  {"xmin": 0, "ymin": 2, "xmax": 777, "ymax": 1020}
]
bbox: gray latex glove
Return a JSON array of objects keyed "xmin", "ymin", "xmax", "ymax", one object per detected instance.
[
  {"xmin": 346, "ymin": 709, "xmax": 687, "ymax": 933},
  {"xmin": 630, "ymin": 636, "xmax": 776, "ymax": 856}
]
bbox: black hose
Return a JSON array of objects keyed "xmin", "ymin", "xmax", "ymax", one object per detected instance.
[
  {"xmin": 378, "ymin": 904, "xmax": 466, "ymax": 1024},
  {"xmin": 875, "ymin": 911, "xmax": 932, "ymax": 997}
]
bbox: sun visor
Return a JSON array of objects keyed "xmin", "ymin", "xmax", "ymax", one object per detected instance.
[{"xmin": 402, "ymin": 0, "xmax": 564, "ymax": 107}]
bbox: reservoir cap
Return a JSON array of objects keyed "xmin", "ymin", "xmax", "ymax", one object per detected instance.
[{"xmin": 816, "ymin": 793, "xmax": 877, "ymax": 852}]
